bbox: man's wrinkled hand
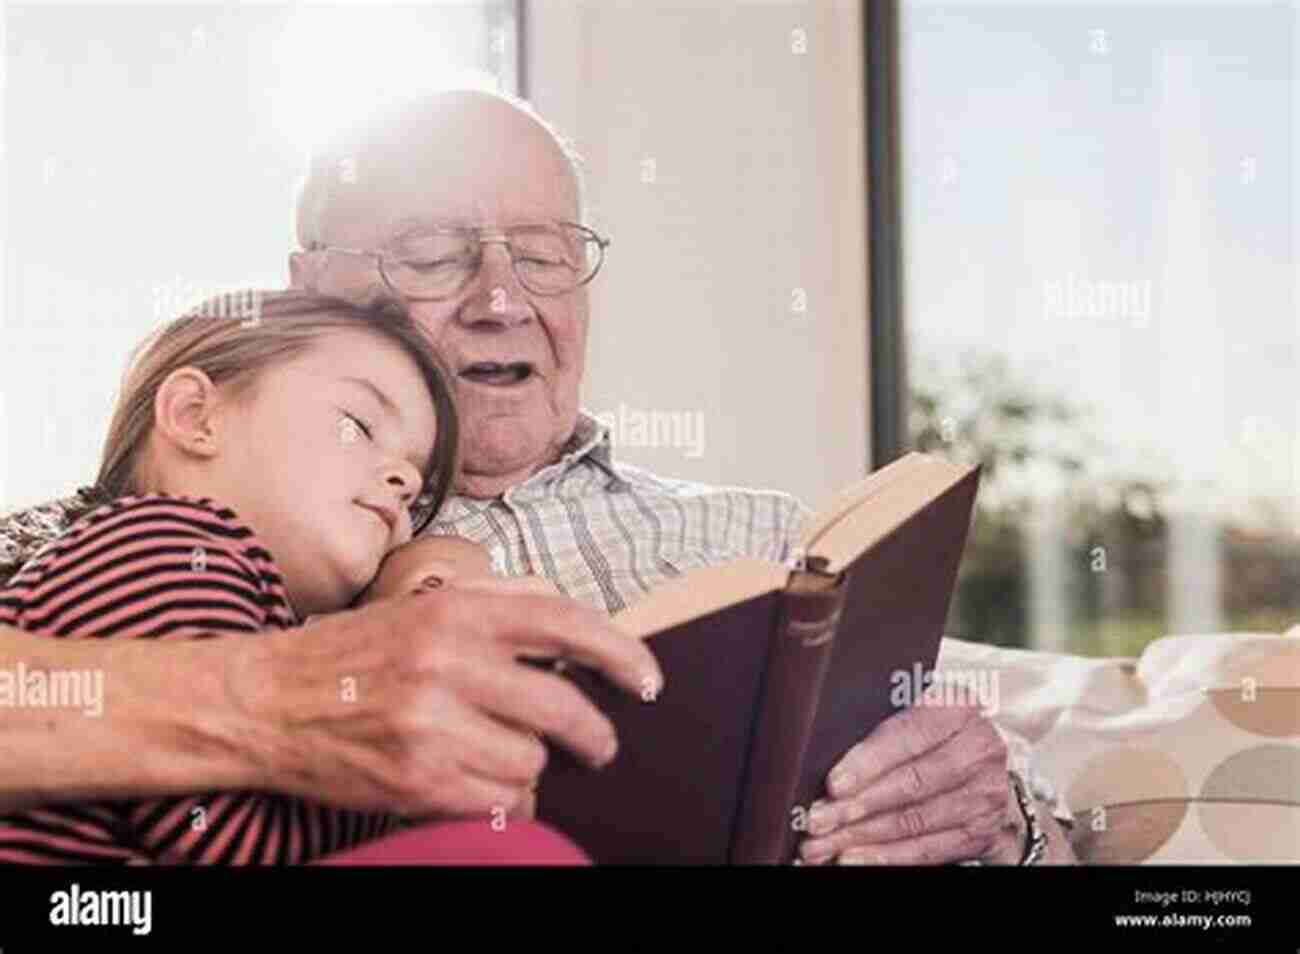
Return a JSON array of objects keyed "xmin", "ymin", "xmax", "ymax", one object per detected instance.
[
  {"xmin": 230, "ymin": 580, "xmax": 662, "ymax": 821},
  {"xmin": 795, "ymin": 702, "xmax": 1025, "ymax": 865}
]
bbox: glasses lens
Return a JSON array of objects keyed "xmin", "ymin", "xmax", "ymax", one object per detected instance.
[
  {"xmin": 380, "ymin": 226, "xmax": 604, "ymax": 299},
  {"xmin": 511, "ymin": 225, "xmax": 598, "ymax": 295},
  {"xmin": 385, "ymin": 232, "xmax": 477, "ymax": 299}
]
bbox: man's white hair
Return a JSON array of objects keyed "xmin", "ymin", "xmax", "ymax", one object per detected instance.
[{"xmin": 292, "ymin": 88, "xmax": 587, "ymax": 250}]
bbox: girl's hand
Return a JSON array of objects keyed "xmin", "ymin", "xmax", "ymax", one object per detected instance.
[
  {"xmin": 363, "ymin": 536, "xmax": 562, "ymax": 604},
  {"xmin": 363, "ymin": 536, "xmax": 496, "ymax": 603}
]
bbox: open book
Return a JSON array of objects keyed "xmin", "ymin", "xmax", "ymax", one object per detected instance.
[{"xmin": 535, "ymin": 452, "xmax": 981, "ymax": 864}]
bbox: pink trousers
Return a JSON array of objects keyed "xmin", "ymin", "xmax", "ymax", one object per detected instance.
[{"xmin": 314, "ymin": 820, "xmax": 592, "ymax": 866}]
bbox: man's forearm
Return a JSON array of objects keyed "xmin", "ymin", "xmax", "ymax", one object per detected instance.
[{"xmin": 0, "ymin": 625, "xmax": 267, "ymax": 815}]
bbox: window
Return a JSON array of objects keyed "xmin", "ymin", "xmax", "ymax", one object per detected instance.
[
  {"xmin": 898, "ymin": 2, "xmax": 1297, "ymax": 653},
  {"xmin": 1, "ymin": 2, "xmax": 517, "ymax": 511}
]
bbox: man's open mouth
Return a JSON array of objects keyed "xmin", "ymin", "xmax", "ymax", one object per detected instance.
[{"xmin": 459, "ymin": 361, "xmax": 536, "ymax": 386}]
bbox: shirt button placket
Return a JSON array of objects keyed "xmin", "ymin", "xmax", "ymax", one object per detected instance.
[{"xmin": 500, "ymin": 488, "xmax": 536, "ymax": 577}]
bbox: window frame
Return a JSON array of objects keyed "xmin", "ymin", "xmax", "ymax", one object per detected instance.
[{"xmin": 864, "ymin": 0, "xmax": 907, "ymax": 470}]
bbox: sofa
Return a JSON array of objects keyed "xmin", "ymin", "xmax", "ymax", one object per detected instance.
[{"xmin": 936, "ymin": 626, "xmax": 1300, "ymax": 863}]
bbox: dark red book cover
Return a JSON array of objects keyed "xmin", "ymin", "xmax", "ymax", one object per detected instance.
[{"xmin": 536, "ymin": 462, "xmax": 980, "ymax": 864}]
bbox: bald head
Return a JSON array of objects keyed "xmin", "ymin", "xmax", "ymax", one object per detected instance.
[
  {"xmin": 295, "ymin": 90, "xmax": 584, "ymax": 250},
  {"xmin": 289, "ymin": 88, "xmax": 597, "ymax": 501}
]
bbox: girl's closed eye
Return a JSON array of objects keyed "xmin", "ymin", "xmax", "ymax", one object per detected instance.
[{"xmin": 338, "ymin": 409, "xmax": 374, "ymax": 442}]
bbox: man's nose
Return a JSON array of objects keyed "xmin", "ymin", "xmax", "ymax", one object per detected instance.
[{"xmin": 458, "ymin": 242, "xmax": 534, "ymax": 328}]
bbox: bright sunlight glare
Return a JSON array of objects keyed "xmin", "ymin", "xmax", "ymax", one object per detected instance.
[{"xmin": 268, "ymin": 4, "xmax": 501, "ymax": 157}]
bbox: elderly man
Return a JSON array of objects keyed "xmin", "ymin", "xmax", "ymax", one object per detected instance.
[
  {"xmin": 0, "ymin": 89, "xmax": 1073, "ymax": 865},
  {"xmin": 288, "ymin": 89, "xmax": 1075, "ymax": 866}
]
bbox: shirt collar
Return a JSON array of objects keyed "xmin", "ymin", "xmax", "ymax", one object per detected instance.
[
  {"xmin": 559, "ymin": 408, "xmax": 615, "ymax": 469},
  {"xmin": 439, "ymin": 410, "xmax": 620, "ymax": 514},
  {"xmin": 540, "ymin": 408, "xmax": 623, "ymax": 489}
]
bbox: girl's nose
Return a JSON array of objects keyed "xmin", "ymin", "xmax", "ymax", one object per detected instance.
[{"xmin": 384, "ymin": 460, "xmax": 420, "ymax": 504}]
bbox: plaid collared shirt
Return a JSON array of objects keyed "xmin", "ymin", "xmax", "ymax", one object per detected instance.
[
  {"xmin": 425, "ymin": 410, "xmax": 1072, "ymax": 829},
  {"xmin": 425, "ymin": 410, "xmax": 810, "ymax": 614}
]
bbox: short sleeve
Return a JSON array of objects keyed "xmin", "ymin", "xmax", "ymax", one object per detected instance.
[
  {"xmin": 0, "ymin": 592, "xmax": 19, "ymax": 627},
  {"xmin": 2, "ymin": 496, "xmax": 291, "ymax": 640}
]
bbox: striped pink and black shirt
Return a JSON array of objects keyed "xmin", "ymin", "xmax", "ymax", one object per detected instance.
[{"xmin": 0, "ymin": 494, "xmax": 402, "ymax": 865}]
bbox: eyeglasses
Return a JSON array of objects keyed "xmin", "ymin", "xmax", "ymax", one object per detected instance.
[{"xmin": 307, "ymin": 222, "xmax": 610, "ymax": 301}]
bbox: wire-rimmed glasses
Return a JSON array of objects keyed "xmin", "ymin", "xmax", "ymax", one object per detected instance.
[{"xmin": 307, "ymin": 221, "xmax": 610, "ymax": 301}]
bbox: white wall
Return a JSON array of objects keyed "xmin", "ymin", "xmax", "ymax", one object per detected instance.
[{"xmin": 527, "ymin": 0, "xmax": 871, "ymax": 513}]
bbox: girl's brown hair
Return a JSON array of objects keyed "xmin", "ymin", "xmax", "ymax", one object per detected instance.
[{"xmin": 0, "ymin": 289, "xmax": 459, "ymax": 582}]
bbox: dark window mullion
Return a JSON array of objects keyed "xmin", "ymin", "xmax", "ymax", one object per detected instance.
[{"xmin": 865, "ymin": 0, "xmax": 907, "ymax": 470}]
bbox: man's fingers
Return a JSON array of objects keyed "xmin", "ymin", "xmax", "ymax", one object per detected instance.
[
  {"xmin": 831, "ymin": 827, "xmax": 987, "ymax": 866},
  {"xmin": 826, "ymin": 701, "xmax": 985, "ymax": 799},
  {"xmin": 801, "ymin": 771, "xmax": 1011, "ymax": 859},
  {"xmin": 284, "ymin": 585, "xmax": 659, "ymax": 819},
  {"xmin": 512, "ymin": 788, "xmax": 537, "ymax": 821},
  {"xmin": 427, "ymin": 771, "xmax": 535, "ymax": 820},
  {"xmin": 452, "ymin": 652, "xmax": 619, "ymax": 770},
  {"xmin": 821, "ymin": 712, "xmax": 1004, "ymax": 822},
  {"xmin": 435, "ymin": 690, "xmax": 552, "ymax": 786},
  {"xmin": 800, "ymin": 785, "xmax": 1010, "ymax": 866},
  {"xmin": 449, "ymin": 581, "xmax": 664, "ymax": 701}
]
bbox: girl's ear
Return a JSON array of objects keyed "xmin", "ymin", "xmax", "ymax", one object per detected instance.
[{"xmin": 152, "ymin": 367, "xmax": 221, "ymax": 460}]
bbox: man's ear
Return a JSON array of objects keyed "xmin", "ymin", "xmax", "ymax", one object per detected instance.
[
  {"xmin": 291, "ymin": 248, "xmax": 391, "ymax": 309},
  {"xmin": 152, "ymin": 368, "xmax": 222, "ymax": 460}
]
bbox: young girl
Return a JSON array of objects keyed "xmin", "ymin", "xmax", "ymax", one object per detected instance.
[{"xmin": 0, "ymin": 288, "xmax": 460, "ymax": 864}]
